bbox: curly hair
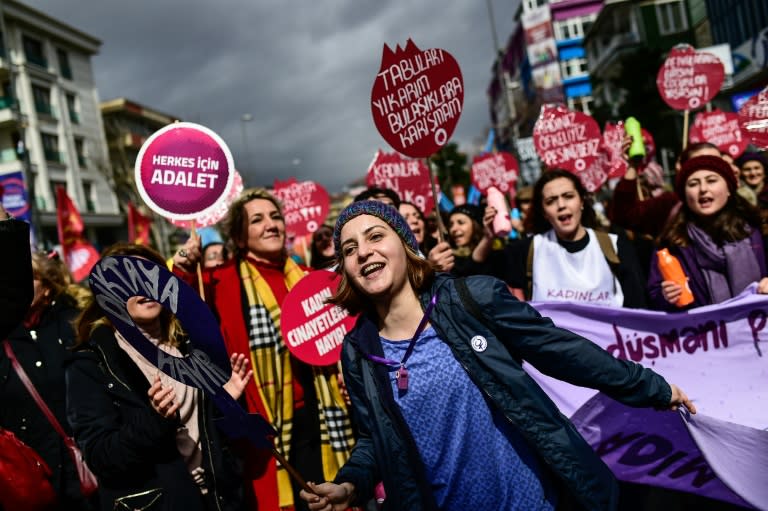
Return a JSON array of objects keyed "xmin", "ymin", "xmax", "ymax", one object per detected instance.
[{"xmin": 222, "ymin": 188, "xmax": 286, "ymax": 258}]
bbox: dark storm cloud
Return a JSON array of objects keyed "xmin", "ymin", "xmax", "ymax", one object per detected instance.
[{"xmin": 25, "ymin": 0, "xmax": 520, "ymax": 192}]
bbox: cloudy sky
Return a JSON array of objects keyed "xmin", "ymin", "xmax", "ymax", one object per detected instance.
[{"xmin": 26, "ymin": 0, "xmax": 520, "ymax": 193}]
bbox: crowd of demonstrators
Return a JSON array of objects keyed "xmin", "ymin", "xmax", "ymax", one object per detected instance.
[
  {"xmin": 173, "ymin": 188, "xmax": 354, "ymax": 511},
  {"xmin": 504, "ymin": 169, "xmax": 647, "ymax": 308},
  {"xmin": 1, "ymin": 250, "xmax": 94, "ymax": 510},
  {"xmin": 648, "ymin": 155, "xmax": 768, "ymax": 310},
  {"xmin": 446, "ymin": 203, "xmax": 506, "ymax": 280},
  {"xmin": 298, "ymin": 200, "xmax": 695, "ymax": 511},
  {"xmin": 67, "ymin": 243, "xmax": 249, "ymax": 511}
]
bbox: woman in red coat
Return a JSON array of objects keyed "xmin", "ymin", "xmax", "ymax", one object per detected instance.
[{"xmin": 174, "ymin": 189, "xmax": 353, "ymax": 511}]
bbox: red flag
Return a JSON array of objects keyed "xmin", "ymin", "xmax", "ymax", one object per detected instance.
[
  {"xmin": 55, "ymin": 186, "xmax": 99, "ymax": 282},
  {"xmin": 127, "ymin": 201, "xmax": 152, "ymax": 245}
]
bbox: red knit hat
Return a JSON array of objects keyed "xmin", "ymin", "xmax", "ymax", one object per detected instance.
[{"xmin": 675, "ymin": 155, "xmax": 737, "ymax": 199}]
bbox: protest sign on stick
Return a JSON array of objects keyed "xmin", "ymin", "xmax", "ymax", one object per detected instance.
[
  {"xmin": 280, "ymin": 271, "xmax": 357, "ymax": 366},
  {"xmin": 470, "ymin": 152, "xmax": 519, "ymax": 195},
  {"xmin": 533, "ymin": 104, "xmax": 606, "ymax": 192},
  {"xmin": 738, "ymin": 85, "xmax": 768, "ymax": 149},
  {"xmin": 656, "ymin": 45, "xmax": 725, "ymax": 149},
  {"xmin": 366, "ymin": 150, "xmax": 435, "ymax": 214},
  {"xmin": 273, "ymin": 178, "xmax": 330, "ymax": 240},
  {"xmin": 689, "ymin": 109, "xmax": 748, "ymax": 158}
]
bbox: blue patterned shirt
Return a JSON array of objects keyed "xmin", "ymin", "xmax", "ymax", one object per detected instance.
[{"xmin": 380, "ymin": 326, "xmax": 556, "ymax": 510}]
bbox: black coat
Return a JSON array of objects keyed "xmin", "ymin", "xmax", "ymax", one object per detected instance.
[
  {"xmin": 65, "ymin": 326, "xmax": 244, "ymax": 511},
  {"xmin": 0, "ymin": 219, "xmax": 32, "ymax": 339},
  {"xmin": 0, "ymin": 295, "xmax": 87, "ymax": 508},
  {"xmin": 335, "ymin": 274, "xmax": 671, "ymax": 511}
]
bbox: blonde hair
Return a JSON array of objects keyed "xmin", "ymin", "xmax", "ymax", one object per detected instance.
[{"xmin": 223, "ymin": 188, "xmax": 285, "ymax": 257}]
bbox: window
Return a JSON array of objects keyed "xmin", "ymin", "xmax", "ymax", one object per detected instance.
[
  {"xmin": 554, "ymin": 13, "xmax": 598, "ymax": 41},
  {"xmin": 22, "ymin": 35, "xmax": 46, "ymax": 68},
  {"xmin": 82, "ymin": 181, "xmax": 95, "ymax": 212},
  {"xmin": 57, "ymin": 49, "xmax": 72, "ymax": 79},
  {"xmin": 523, "ymin": 0, "xmax": 546, "ymax": 12},
  {"xmin": 560, "ymin": 57, "xmax": 588, "ymax": 79},
  {"xmin": 32, "ymin": 85, "xmax": 52, "ymax": 116},
  {"xmin": 567, "ymin": 96, "xmax": 594, "ymax": 115},
  {"xmin": 656, "ymin": 1, "xmax": 688, "ymax": 35},
  {"xmin": 41, "ymin": 133, "xmax": 60, "ymax": 163},
  {"xmin": 66, "ymin": 93, "xmax": 79, "ymax": 124},
  {"xmin": 75, "ymin": 137, "xmax": 86, "ymax": 167}
]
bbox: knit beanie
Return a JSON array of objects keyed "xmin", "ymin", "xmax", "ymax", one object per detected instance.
[
  {"xmin": 449, "ymin": 204, "xmax": 484, "ymax": 226},
  {"xmin": 736, "ymin": 151, "xmax": 768, "ymax": 170},
  {"xmin": 675, "ymin": 155, "xmax": 737, "ymax": 199},
  {"xmin": 333, "ymin": 200, "xmax": 418, "ymax": 258}
]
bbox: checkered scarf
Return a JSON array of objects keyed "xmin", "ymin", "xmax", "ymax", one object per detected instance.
[{"xmin": 238, "ymin": 258, "xmax": 354, "ymax": 507}]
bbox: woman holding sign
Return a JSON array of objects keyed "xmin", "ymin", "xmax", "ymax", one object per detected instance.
[
  {"xmin": 173, "ymin": 189, "xmax": 354, "ymax": 511},
  {"xmin": 67, "ymin": 243, "xmax": 248, "ymax": 511},
  {"xmin": 505, "ymin": 169, "xmax": 646, "ymax": 308},
  {"xmin": 299, "ymin": 200, "xmax": 695, "ymax": 511},
  {"xmin": 648, "ymin": 155, "xmax": 768, "ymax": 310}
]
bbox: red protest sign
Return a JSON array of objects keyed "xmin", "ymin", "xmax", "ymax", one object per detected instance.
[
  {"xmin": 656, "ymin": 46, "xmax": 724, "ymax": 111},
  {"xmin": 371, "ymin": 39, "xmax": 464, "ymax": 159},
  {"xmin": 280, "ymin": 271, "xmax": 357, "ymax": 366},
  {"xmin": 135, "ymin": 122, "xmax": 235, "ymax": 221},
  {"xmin": 533, "ymin": 104, "xmax": 605, "ymax": 191},
  {"xmin": 738, "ymin": 85, "xmax": 768, "ymax": 149},
  {"xmin": 689, "ymin": 109, "xmax": 748, "ymax": 158},
  {"xmin": 273, "ymin": 178, "xmax": 330, "ymax": 239},
  {"xmin": 602, "ymin": 122, "xmax": 629, "ymax": 179},
  {"xmin": 470, "ymin": 152, "xmax": 519, "ymax": 194},
  {"xmin": 170, "ymin": 170, "xmax": 244, "ymax": 229},
  {"xmin": 366, "ymin": 149, "xmax": 435, "ymax": 213}
]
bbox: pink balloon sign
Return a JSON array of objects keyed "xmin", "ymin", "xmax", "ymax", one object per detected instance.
[
  {"xmin": 371, "ymin": 39, "xmax": 464, "ymax": 159},
  {"xmin": 738, "ymin": 85, "xmax": 768, "ymax": 149},
  {"xmin": 533, "ymin": 105, "xmax": 606, "ymax": 191},
  {"xmin": 470, "ymin": 152, "xmax": 519, "ymax": 194},
  {"xmin": 689, "ymin": 109, "xmax": 748, "ymax": 158},
  {"xmin": 656, "ymin": 46, "xmax": 724, "ymax": 111},
  {"xmin": 135, "ymin": 122, "xmax": 234, "ymax": 221},
  {"xmin": 170, "ymin": 170, "xmax": 243, "ymax": 229},
  {"xmin": 273, "ymin": 178, "xmax": 330, "ymax": 239},
  {"xmin": 366, "ymin": 149, "xmax": 435, "ymax": 213},
  {"xmin": 280, "ymin": 271, "xmax": 357, "ymax": 366}
]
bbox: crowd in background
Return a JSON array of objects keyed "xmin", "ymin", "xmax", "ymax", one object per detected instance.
[{"xmin": 1, "ymin": 137, "xmax": 765, "ymax": 511}]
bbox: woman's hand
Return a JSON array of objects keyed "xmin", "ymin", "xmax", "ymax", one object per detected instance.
[
  {"xmin": 661, "ymin": 280, "xmax": 682, "ymax": 305},
  {"xmin": 172, "ymin": 234, "xmax": 202, "ymax": 273},
  {"xmin": 668, "ymin": 384, "xmax": 696, "ymax": 414},
  {"xmin": 757, "ymin": 277, "xmax": 768, "ymax": 294},
  {"xmin": 223, "ymin": 353, "xmax": 253, "ymax": 400},
  {"xmin": 482, "ymin": 206, "xmax": 497, "ymax": 239},
  {"xmin": 300, "ymin": 481, "xmax": 356, "ymax": 511},
  {"xmin": 148, "ymin": 374, "xmax": 180, "ymax": 418}
]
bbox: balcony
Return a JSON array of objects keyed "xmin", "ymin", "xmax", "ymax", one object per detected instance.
[
  {"xmin": 44, "ymin": 149, "xmax": 62, "ymax": 163},
  {"xmin": 0, "ymin": 97, "xmax": 15, "ymax": 126},
  {"xmin": 587, "ymin": 31, "xmax": 641, "ymax": 79},
  {"xmin": 35, "ymin": 102, "xmax": 55, "ymax": 118},
  {"xmin": 26, "ymin": 54, "xmax": 48, "ymax": 69}
]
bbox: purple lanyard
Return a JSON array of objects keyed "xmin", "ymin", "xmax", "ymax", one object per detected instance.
[{"xmin": 365, "ymin": 292, "xmax": 439, "ymax": 391}]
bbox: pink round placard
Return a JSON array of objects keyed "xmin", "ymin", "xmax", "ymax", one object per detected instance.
[
  {"xmin": 689, "ymin": 109, "xmax": 748, "ymax": 158},
  {"xmin": 738, "ymin": 85, "xmax": 768, "ymax": 149},
  {"xmin": 470, "ymin": 152, "xmax": 519, "ymax": 194},
  {"xmin": 135, "ymin": 122, "xmax": 234, "ymax": 221},
  {"xmin": 656, "ymin": 46, "xmax": 724, "ymax": 111},
  {"xmin": 280, "ymin": 271, "xmax": 358, "ymax": 366}
]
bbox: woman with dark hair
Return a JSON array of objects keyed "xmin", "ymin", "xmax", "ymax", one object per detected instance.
[
  {"xmin": 66, "ymin": 242, "xmax": 249, "ymax": 511},
  {"xmin": 298, "ymin": 200, "xmax": 695, "ymax": 511},
  {"xmin": 310, "ymin": 224, "xmax": 336, "ymax": 270},
  {"xmin": 172, "ymin": 188, "xmax": 354, "ymax": 511},
  {"xmin": 505, "ymin": 169, "xmax": 646, "ymax": 307},
  {"xmin": 2, "ymin": 250, "xmax": 93, "ymax": 510},
  {"xmin": 648, "ymin": 155, "xmax": 768, "ymax": 310},
  {"xmin": 447, "ymin": 203, "xmax": 504, "ymax": 278}
]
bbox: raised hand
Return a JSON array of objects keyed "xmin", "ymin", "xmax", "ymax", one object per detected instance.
[
  {"xmin": 223, "ymin": 353, "xmax": 253, "ymax": 400},
  {"xmin": 148, "ymin": 374, "xmax": 180, "ymax": 418}
]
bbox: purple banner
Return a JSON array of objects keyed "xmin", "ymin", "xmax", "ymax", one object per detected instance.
[{"xmin": 528, "ymin": 287, "xmax": 768, "ymax": 508}]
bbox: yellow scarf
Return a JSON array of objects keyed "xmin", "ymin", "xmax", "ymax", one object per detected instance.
[{"xmin": 238, "ymin": 258, "xmax": 354, "ymax": 508}]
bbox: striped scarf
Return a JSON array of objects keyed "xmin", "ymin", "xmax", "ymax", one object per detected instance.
[{"xmin": 238, "ymin": 258, "xmax": 354, "ymax": 508}]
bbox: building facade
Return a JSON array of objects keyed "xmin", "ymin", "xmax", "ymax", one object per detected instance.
[{"xmin": 0, "ymin": 0, "xmax": 120, "ymax": 248}]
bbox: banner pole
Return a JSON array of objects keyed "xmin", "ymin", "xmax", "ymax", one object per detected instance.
[
  {"xmin": 682, "ymin": 110, "xmax": 690, "ymax": 151},
  {"xmin": 425, "ymin": 158, "xmax": 446, "ymax": 243},
  {"xmin": 189, "ymin": 222, "xmax": 205, "ymax": 300},
  {"xmin": 271, "ymin": 447, "xmax": 312, "ymax": 493}
]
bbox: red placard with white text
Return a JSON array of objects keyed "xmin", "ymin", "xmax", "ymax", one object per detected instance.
[
  {"xmin": 280, "ymin": 271, "xmax": 358, "ymax": 366},
  {"xmin": 533, "ymin": 104, "xmax": 606, "ymax": 191},
  {"xmin": 470, "ymin": 152, "xmax": 519, "ymax": 194},
  {"xmin": 601, "ymin": 122, "xmax": 629, "ymax": 179},
  {"xmin": 273, "ymin": 178, "xmax": 330, "ymax": 239},
  {"xmin": 366, "ymin": 149, "xmax": 435, "ymax": 213},
  {"xmin": 738, "ymin": 85, "xmax": 768, "ymax": 149},
  {"xmin": 656, "ymin": 46, "xmax": 724, "ymax": 111},
  {"xmin": 371, "ymin": 39, "xmax": 464, "ymax": 159},
  {"xmin": 689, "ymin": 109, "xmax": 748, "ymax": 158}
]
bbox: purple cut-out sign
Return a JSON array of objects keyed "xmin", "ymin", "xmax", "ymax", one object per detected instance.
[{"xmin": 135, "ymin": 122, "xmax": 234, "ymax": 221}]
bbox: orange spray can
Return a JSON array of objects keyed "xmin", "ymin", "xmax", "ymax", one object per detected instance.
[{"xmin": 656, "ymin": 248, "xmax": 694, "ymax": 307}]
